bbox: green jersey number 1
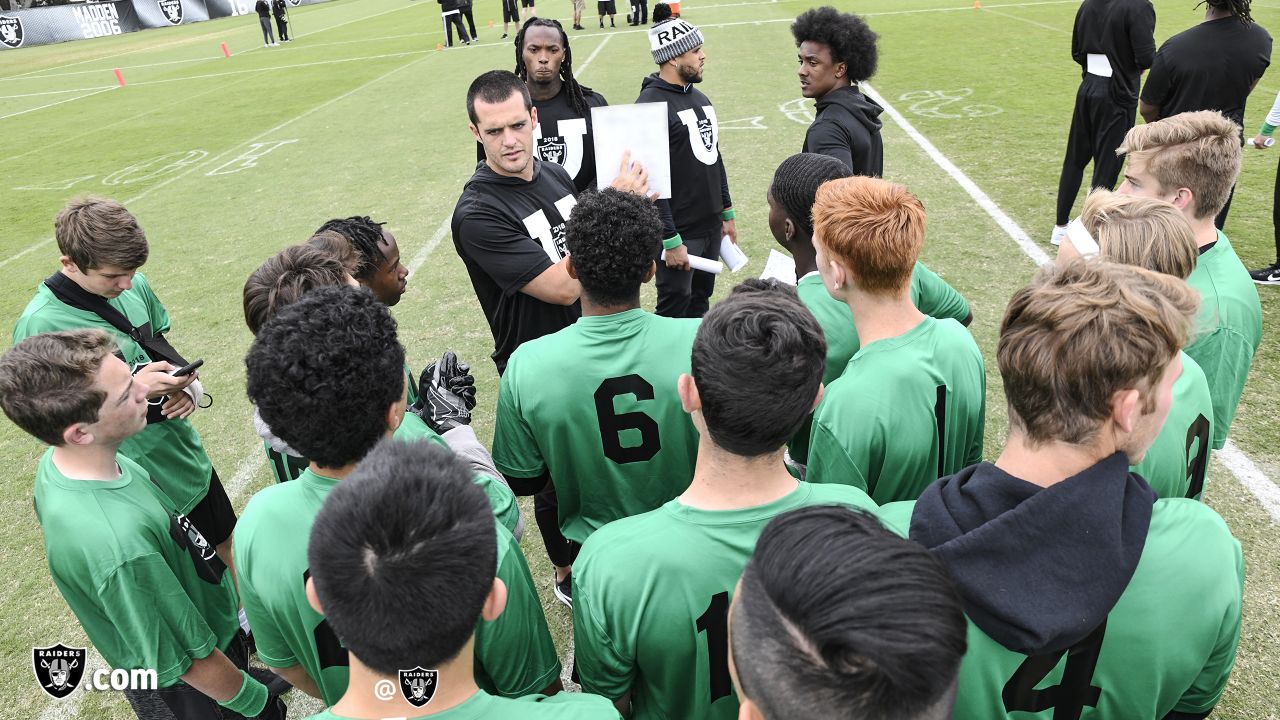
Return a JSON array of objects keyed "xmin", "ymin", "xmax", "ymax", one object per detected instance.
[
  {"xmin": 696, "ymin": 591, "xmax": 732, "ymax": 705},
  {"xmin": 594, "ymin": 375, "xmax": 662, "ymax": 464},
  {"xmin": 1002, "ymin": 620, "xmax": 1106, "ymax": 720}
]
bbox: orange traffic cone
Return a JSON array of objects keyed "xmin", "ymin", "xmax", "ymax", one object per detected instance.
[
  {"xmin": 436, "ymin": 43, "xmax": 444, "ymax": 51},
  {"xmin": 489, "ymin": 19, "xmax": 495, "ymax": 27},
  {"xmin": 973, "ymin": 0, "xmax": 981, "ymax": 7}
]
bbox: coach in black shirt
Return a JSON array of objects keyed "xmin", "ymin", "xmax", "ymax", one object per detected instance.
[
  {"xmin": 1140, "ymin": 0, "xmax": 1270, "ymax": 226},
  {"xmin": 453, "ymin": 70, "xmax": 647, "ymax": 373}
]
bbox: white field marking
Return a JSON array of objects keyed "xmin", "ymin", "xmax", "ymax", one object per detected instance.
[
  {"xmin": 984, "ymin": 7, "xmax": 1069, "ymax": 34},
  {"xmin": 224, "ymin": 451, "xmax": 267, "ymax": 506},
  {"xmin": 0, "ymin": 85, "xmax": 115, "ymax": 99},
  {"xmin": 0, "ymin": 87, "xmax": 113, "ymax": 121},
  {"xmin": 720, "ymin": 115, "xmax": 768, "ymax": 130},
  {"xmin": 899, "ymin": 89, "xmax": 1003, "ymax": 119},
  {"xmin": 406, "ymin": 33, "xmax": 615, "ymax": 275},
  {"xmin": 863, "ymin": 83, "xmax": 1051, "ymax": 265},
  {"xmin": 0, "ymin": 238, "xmax": 55, "ymax": 269},
  {"xmin": 863, "ymin": 82, "xmax": 1280, "ymax": 523}
]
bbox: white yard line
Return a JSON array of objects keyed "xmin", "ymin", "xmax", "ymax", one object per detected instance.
[
  {"xmin": 0, "ymin": 87, "xmax": 114, "ymax": 120},
  {"xmin": 862, "ymin": 82, "xmax": 1278, "ymax": 522},
  {"xmin": 984, "ymin": 7, "xmax": 1070, "ymax": 34}
]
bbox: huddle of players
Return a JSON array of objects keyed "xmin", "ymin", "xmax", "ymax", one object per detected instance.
[{"xmin": 0, "ymin": 9, "xmax": 1259, "ymax": 720}]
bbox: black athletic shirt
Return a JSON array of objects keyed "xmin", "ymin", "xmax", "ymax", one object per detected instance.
[
  {"xmin": 1141, "ymin": 17, "xmax": 1272, "ymax": 128},
  {"xmin": 636, "ymin": 74, "xmax": 732, "ymax": 239},
  {"xmin": 452, "ymin": 160, "xmax": 581, "ymax": 373},
  {"xmin": 474, "ymin": 86, "xmax": 609, "ymax": 193},
  {"xmin": 1072, "ymin": 0, "xmax": 1156, "ymax": 106}
]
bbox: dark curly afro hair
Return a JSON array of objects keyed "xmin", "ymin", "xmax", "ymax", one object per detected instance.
[
  {"xmin": 565, "ymin": 188, "xmax": 662, "ymax": 307},
  {"xmin": 791, "ymin": 6, "xmax": 878, "ymax": 82}
]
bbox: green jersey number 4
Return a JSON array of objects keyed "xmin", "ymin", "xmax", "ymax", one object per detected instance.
[
  {"xmin": 594, "ymin": 375, "xmax": 662, "ymax": 464},
  {"xmin": 1002, "ymin": 620, "xmax": 1106, "ymax": 720}
]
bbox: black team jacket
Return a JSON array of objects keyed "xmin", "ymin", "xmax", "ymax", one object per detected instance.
[
  {"xmin": 1072, "ymin": 0, "xmax": 1156, "ymax": 107},
  {"xmin": 803, "ymin": 85, "xmax": 884, "ymax": 178}
]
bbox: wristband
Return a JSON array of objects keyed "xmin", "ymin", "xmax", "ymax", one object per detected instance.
[
  {"xmin": 662, "ymin": 234, "xmax": 684, "ymax": 251},
  {"xmin": 218, "ymin": 671, "xmax": 269, "ymax": 718},
  {"xmin": 1262, "ymin": 123, "xmax": 1276, "ymax": 136},
  {"xmin": 720, "ymin": 208, "xmax": 736, "ymax": 221}
]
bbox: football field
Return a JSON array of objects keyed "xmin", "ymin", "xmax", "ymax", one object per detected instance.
[{"xmin": 2, "ymin": 0, "xmax": 1279, "ymax": 717}]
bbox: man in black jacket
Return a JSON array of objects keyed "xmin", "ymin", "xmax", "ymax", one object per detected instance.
[
  {"xmin": 638, "ymin": 5, "xmax": 736, "ymax": 319},
  {"xmin": 254, "ymin": 0, "xmax": 276, "ymax": 47},
  {"xmin": 791, "ymin": 6, "xmax": 883, "ymax": 178},
  {"xmin": 1049, "ymin": 0, "xmax": 1154, "ymax": 246},
  {"xmin": 271, "ymin": 0, "xmax": 289, "ymax": 43}
]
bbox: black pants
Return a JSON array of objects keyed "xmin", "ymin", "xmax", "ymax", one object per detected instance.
[
  {"xmin": 274, "ymin": 14, "xmax": 287, "ymax": 41},
  {"xmin": 534, "ymin": 486, "xmax": 579, "ymax": 567},
  {"xmin": 629, "ymin": 0, "xmax": 646, "ymax": 23},
  {"xmin": 122, "ymin": 634, "xmax": 270, "ymax": 720},
  {"xmin": 656, "ymin": 223, "xmax": 719, "ymax": 318},
  {"xmin": 1271, "ymin": 155, "xmax": 1280, "ymax": 261},
  {"xmin": 460, "ymin": 7, "xmax": 476, "ymax": 36},
  {"xmin": 444, "ymin": 13, "xmax": 470, "ymax": 45},
  {"xmin": 1055, "ymin": 75, "xmax": 1134, "ymax": 225},
  {"xmin": 258, "ymin": 15, "xmax": 274, "ymax": 44}
]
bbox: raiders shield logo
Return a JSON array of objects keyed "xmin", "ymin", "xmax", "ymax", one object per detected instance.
[
  {"xmin": 157, "ymin": 0, "xmax": 183, "ymax": 24},
  {"xmin": 169, "ymin": 512, "xmax": 227, "ymax": 585},
  {"xmin": 287, "ymin": 0, "xmax": 301, "ymax": 5},
  {"xmin": 33, "ymin": 644, "xmax": 86, "ymax": 699},
  {"xmin": 697, "ymin": 118, "xmax": 714, "ymax": 153},
  {"xmin": 398, "ymin": 668, "xmax": 438, "ymax": 708},
  {"xmin": 0, "ymin": 15, "xmax": 24, "ymax": 49},
  {"xmin": 538, "ymin": 137, "xmax": 567, "ymax": 165}
]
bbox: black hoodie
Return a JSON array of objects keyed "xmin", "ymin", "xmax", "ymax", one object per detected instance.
[
  {"xmin": 1071, "ymin": 0, "xmax": 1156, "ymax": 106},
  {"xmin": 636, "ymin": 73, "xmax": 732, "ymax": 239},
  {"xmin": 909, "ymin": 453, "xmax": 1155, "ymax": 656},
  {"xmin": 803, "ymin": 85, "xmax": 884, "ymax": 178},
  {"xmin": 451, "ymin": 159, "xmax": 581, "ymax": 373}
]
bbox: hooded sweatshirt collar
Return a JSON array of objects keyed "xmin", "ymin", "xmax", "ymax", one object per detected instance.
[
  {"xmin": 909, "ymin": 452, "xmax": 1155, "ymax": 655},
  {"xmin": 641, "ymin": 72, "xmax": 693, "ymax": 94},
  {"xmin": 816, "ymin": 85, "xmax": 884, "ymax": 133}
]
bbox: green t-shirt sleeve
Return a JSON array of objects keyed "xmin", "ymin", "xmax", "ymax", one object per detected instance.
[
  {"xmin": 572, "ymin": 555, "xmax": 635, "ymax": 700},
  {"xmin": 1174, "ymin": 540, "xmax": 1245, "ymax": 713},
  {"xmin": 1185, "ymin": 327, "xmax": 1252, "ymax": 449},
  {"xmin": 234, "ymin": 545, "xmax": 298, "ymax": 669},
  {"xmin": 133, "ymin": 275, "xmax": 172, "ymax": 335},
  {"xmin": 805, "ymin": 418, "xmax": 871, "ymax": 493},
  {"xmin": 912, "ymin": 263, "xmax": 971, "ymax": 324},
  {"xmin": 97, "ymin": 553, "xmax": 221, "ymax": 687},
  {"xmin": 474, "ymin": 474, "xmax": 522, "ymax": 553},
  {"xmin": 475, "ymin": 530, "xmax": 560, "ymax": 696},
  {"xmin": 491, "ymin": 372, "xmax": 547, "ymax": 479}
]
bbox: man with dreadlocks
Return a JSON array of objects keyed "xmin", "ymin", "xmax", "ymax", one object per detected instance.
[
  {"xmin": 516, "ymin": 18, "xmax": 608, "ymax": 193},
  {"xmin": 1140, "ymin": 0, "xmax": 1271, "ymax": 227}
]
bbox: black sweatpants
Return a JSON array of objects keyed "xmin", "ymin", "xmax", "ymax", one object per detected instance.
[
  {"xmin": 443, "ymin": 12, "xmax": 470, "ymax": 46},
  {"xmin": 1055, "ymin": 75, "xmax": 1134, "ymax": 225},
  {"xmin": 656, "ymin": 222, "xmax": 720, "ymax": 319},
  {"xmin": 258, "ymin": 15, "xmax": 274, "ymax": 44},
  {"xmin": 534, "ymin": 486, "xmax": 579, "ymax": 568},
  {"xmin": 460, "ymin": 6, "xmax": 476, "ymax": 36},
  {"xmin": 274, "ymin": 14, "xmax": 288, "ymax": 41},
  {"xmin": 630, "ymin": 0, "xmax": 647, "ymax": 23},
  {"xmin": 122, "ymin": 633, "xmax": 281, "ymax": 720}
]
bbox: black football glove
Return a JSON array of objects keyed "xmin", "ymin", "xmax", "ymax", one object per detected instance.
[{"xmin": 410, "ymin": 351, "xmax": 475, "ymax": 433}]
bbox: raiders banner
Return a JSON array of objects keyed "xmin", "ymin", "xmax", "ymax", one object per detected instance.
[{"xmin": 0, "ymin": 0, "xmax": 331, "ymax": 50}]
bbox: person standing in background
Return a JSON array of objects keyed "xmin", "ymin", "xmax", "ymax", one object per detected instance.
[
  {"xmin": 628, "ymin": 0, "xmax": 647, "ymax": 26},
  {"xmin": 438, "ymin": 0, "xmax": 471, "ymax": 47},
  {"xmin": 271, "ymin": 0, "xmax": 289, "ymax": 43},
  {"xmin": 1048, "ymin": 0, "xmax": 1155, "ymax": 246},
  {"xmin": 1248, "ymin": 90, "xmax": 1280, "ymax": 284},
  {"xmin": 459, "ymin": 0, "xmax": 478, "ymax": 43},
  {"xmin": 255, "ymin": 0, "xmax": 276, "ymax": 47}
]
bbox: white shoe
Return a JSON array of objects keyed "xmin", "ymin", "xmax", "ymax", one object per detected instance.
[
  {"xmin": 1049, "ymin": 224, "xmax": 1067, "ymax": 246},
  {"xmin": 271, "ymin": 42, "xmax": 279, "ymax": 46}
]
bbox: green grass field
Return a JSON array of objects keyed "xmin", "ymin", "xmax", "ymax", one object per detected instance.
[{"xmin": 2, "ymin": 0, "xmax": 1279, "ymax": 717}]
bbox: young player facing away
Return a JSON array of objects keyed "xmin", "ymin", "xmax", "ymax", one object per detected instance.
[
  {"xmin": 1058, "ymin": 189, "xmax": 1215, "ymax": 500},
  {"xmin": 234, "ymin": 287, "xmax": 558, "ymax": 705},
  {"xmin": 729, "ymin": 505, "xmax": 967, "ymax": 720},
  {"xmin": 302, "ymin": 440, "xmax": 620, "ymax": 720},
  {"xmin": 805, "ymin": 177, "xmax": 986, "ymax": 503},
  {"xmin": 878, "ymin": 260, "xmax": 1243, "ymax": 719},
  {"xmin": 0, "ymin": 330, "xmax": 285, "ymax": 720},
  {"xmin": 493, "ymin": 189, "xmax": 701, "ymax": 602},
  {"xmin": 766, "ymin": 152, "xmax": 971, "ymax": 466},
  {"xmin": 572, "ymin": 282, "xmax": 877, "ymax": 720}
]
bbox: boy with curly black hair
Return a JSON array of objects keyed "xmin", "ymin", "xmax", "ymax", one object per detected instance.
[{"xmin": 790, "ymin": 6, "xmax": 884, "ymax": 177}]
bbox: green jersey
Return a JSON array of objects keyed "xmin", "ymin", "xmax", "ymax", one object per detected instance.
[
  {"xmin": 877, "ymin": 498, "xmax": 1243, "ymax": 719},
  {"xmin": 807, "ymin": 317, "xmax": 986, "ymax": 503},
  {"xmin": 493, "ymin": 309, "xmax": 701, "ymax": 543},
  {"xmin": 34, "ymin": 450, "xmax": 239, "ymax": 687},
  {"xmin": 235, "ymin": 467, "xmax": 553, "ymax": 705},
  {"xmin": 573, "ymin": 481, "xmax": 877, "ymax": 720},
  {"xmin": 14, "ymin": 274, "xmax": 212, "ymax": 513},
  {"xmin": 1133, "ymin": 352, "xmax": 1213, "ymax": 500},
  {"xmin": 260, "ymin": 415, "xmax": 521, "ymax": 538},
  {"xmin": 303, "ymin": 689, "xmax": 620, "ymax": 719},
  {"xmin": 1185, "ymin": 232, "xmax": 1261, "ymax": 449},
  {"xmin": 790, "ymin": 263, "xmax": 971, "ymax": 464}
]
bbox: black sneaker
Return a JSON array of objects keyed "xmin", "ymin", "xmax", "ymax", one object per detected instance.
[
  {"xmin": 247, "ymin": 666, "xmax": 293, "ymax": 697},
  {"xmin": 1250, "ymin": 263, "xmax": 1280, "ymax": 285},
  {"xmin": 553, "ymin": 574, "xmax": 572, "ymax": 608},
  {"xmin": 599, "ymin": 19, "xmax": 604, "ymax": 27}
]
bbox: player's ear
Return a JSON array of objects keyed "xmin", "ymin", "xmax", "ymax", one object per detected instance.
[
  {"xmin": 811, "ymin": 382, "xmax": 825, "ymax": 413},
  {"xmin": 58, "ymin": 256, "xmax": 80, "ymax": 275},
  {"xmin": 678, "ymin": 373, "xmax": 701, "ymax": 414},
  {"xmin": 469, "ymin": 123, "xmax": 482, "ymax": 144},
  {"xmin": 782, "ymin": 217, "xmax": 796, "ymax": 244},
  {"xmin": 738, "ymin": 699, "xmax": 766, "ymax": 720},
  {"xmin": 305, "ymin": 574, "xmax": 324, "ymax": 615},
  {"xmin": 1170, "ymin": 187, "xmax": 1195, "ymax": 213},
  {"xmin": 529, "ymin": 105, "xmax": 539, "ymax": 128},
  {"xmin": 385, "ymin": 377, "xmax": 408, "ymax": 436},
  {"xmin": 643, "ymin": 261, "xmax": 657, "ymax": 284},
  {"xmin": 480, "ymin": 577, "xmax": 508, "ymax": 622},
  {"xmin": 1110, "ymin": 387, "xmax": 1141, "ymax": 435},
  {"xmin": 61, "ymin": 422, "xmax": 93, "ymax": 448},
  {"xmin": 566, "ymin": 257, "xmax": 579, "ymax": 280}
]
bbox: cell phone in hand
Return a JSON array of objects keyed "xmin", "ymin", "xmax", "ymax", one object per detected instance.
[{"xmin": 169, "ymin": 359, "xmax": 204, "ymax": 377}]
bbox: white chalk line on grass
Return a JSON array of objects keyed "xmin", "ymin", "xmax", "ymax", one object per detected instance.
[
  {"xmin": 0, "ymin": 87, "xmax": 114, "ymax": 121},
  {"xmin": 862, "ymin": 83, "xmax": 1280, "ymax": 522},
  {"xmin": 983, "ymin": 7, "xmax": 1069, "ymax": 34}
]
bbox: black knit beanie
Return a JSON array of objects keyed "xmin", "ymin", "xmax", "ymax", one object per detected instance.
[{"xmin": 769, "ymin": 153, "xmax": 852, "ymax": 238}]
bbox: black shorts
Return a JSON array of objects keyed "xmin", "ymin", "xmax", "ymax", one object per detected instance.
[
  {"xmin": 598, "ymin": 0, "xmax": 615, "ymax": 12},
  {"xmin": 502, "ymin": 0, "xmax": 518, "ymax": 21},
  {"xmin": 520, "ymin": 0, "xmax": 534, "ymax": 7},
  {"xmin": 185, "ymin": 467, "xmax": 236, "ymax": 547}
]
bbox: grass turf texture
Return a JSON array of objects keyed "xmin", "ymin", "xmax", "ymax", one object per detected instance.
[{"xmin": 2, "ymin": 0, "xmax": 1279, "ymax": 717}]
